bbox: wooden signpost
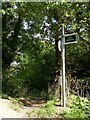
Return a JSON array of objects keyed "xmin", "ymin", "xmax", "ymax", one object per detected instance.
[{"xmin": 58, "ymin": 24, "xmax": 78, "ymax": 109}]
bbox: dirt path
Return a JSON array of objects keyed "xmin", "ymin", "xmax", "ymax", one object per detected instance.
[
  {"xmin": 0, "ymin": 98, "xmax": 42, "ymax": 119},
  {"xmin": 0, "ymin": 98, "xmax": 64, "ymax": 119},
  {"xmin": 0, "ymin": 98, "xmax": 27, "ymax": 119}
]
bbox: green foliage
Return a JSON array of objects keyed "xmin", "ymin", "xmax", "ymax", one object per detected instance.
[
  {"xmin": 63, "ymin": 94, "xmax": 90, "ymax": 118},
  {"xmin": 2, "ymin": 2, "xmax": 90, "ymax": 98},
  {"xmin": 63, "ymin": 109, "xmax": 87, "ymax": 118},
  {"xmin": 2, "ymin": 3, "xmax": 90, "ymax": 119},
  {"xmin": 40, "ymin": 90, "xmax": 48, "ymax": 100},
  {"xmin": 66, "ymin": 41, "xmax": 90, "ymax": 78},
  {"xmin": 2, "ymin": 41, "xmax": 56, "ymax": 97}
]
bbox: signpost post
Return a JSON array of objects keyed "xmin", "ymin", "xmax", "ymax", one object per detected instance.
[
  {"xmin": 60, "ymin": 24, "xmax": 78, "ymax": 109},
  {"xmin": 61, "ymin": 24, "xmax": 66, "ymax": 108}
]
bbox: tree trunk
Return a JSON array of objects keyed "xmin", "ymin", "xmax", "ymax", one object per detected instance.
[{"xmin": 54, "ymin": 28, "xmax": 62, "ymax": 105}]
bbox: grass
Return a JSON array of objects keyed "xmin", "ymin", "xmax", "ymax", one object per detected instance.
[
  {"xmin": 10, "ymin": 103, "xmax": 20, "ymax": 111},
  {"xmin": 9, "ymin": 98, "xmax": 20, "ymax": 111},
  {"xmin": 27, "ymin": 100, "xmax": 58, "ymax": 118}
]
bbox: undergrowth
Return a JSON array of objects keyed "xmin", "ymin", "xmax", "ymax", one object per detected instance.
[
  {"xmin": 27, "ymin": 100, "xmax": 58, "ymax": 118},
  {"xmin": 2, "ymin": 93, "xmax": 90, "ymax": 118},
  {"xmin": 63, "ymin": 94, "xmax": 90, "ymax": 118},
  {"xmin": 27, "ymin": 94, "xmax": 90, "ymax": 118}
]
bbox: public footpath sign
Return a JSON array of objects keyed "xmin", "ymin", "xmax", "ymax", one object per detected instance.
[
  {"xmin": 59, "ymin": 24, "xmax": 78, "ymax": 109},
  {"xmin": 64, "ymin": 33, "xmax": 78, "ymax": 45}
]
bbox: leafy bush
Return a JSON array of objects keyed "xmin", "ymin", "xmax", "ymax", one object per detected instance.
[
  {"xmin": 63, "ymin": 94, "xmax": 90, "ymax": 118},
  {"xmin": 2, "ymin": 42, "xmax": 56, "ymax": 97},
  {"xmin": 63, "ymin": 108, "xmax": 87, "ymax": 118}
]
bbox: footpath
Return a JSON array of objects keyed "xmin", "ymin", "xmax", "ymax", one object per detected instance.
[{"xmin": 0, "ymin": 98, "xmax": 26, "ymax": 119}]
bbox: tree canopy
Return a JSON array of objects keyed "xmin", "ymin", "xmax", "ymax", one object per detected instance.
[{"xmin": 2, "ymin": 2, "xmax": 90, "ymax": 97}]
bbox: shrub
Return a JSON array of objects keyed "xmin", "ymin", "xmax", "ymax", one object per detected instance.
[{"xmin": 63, "ymin": 94, "xmax": 90, "ymax": 118}]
